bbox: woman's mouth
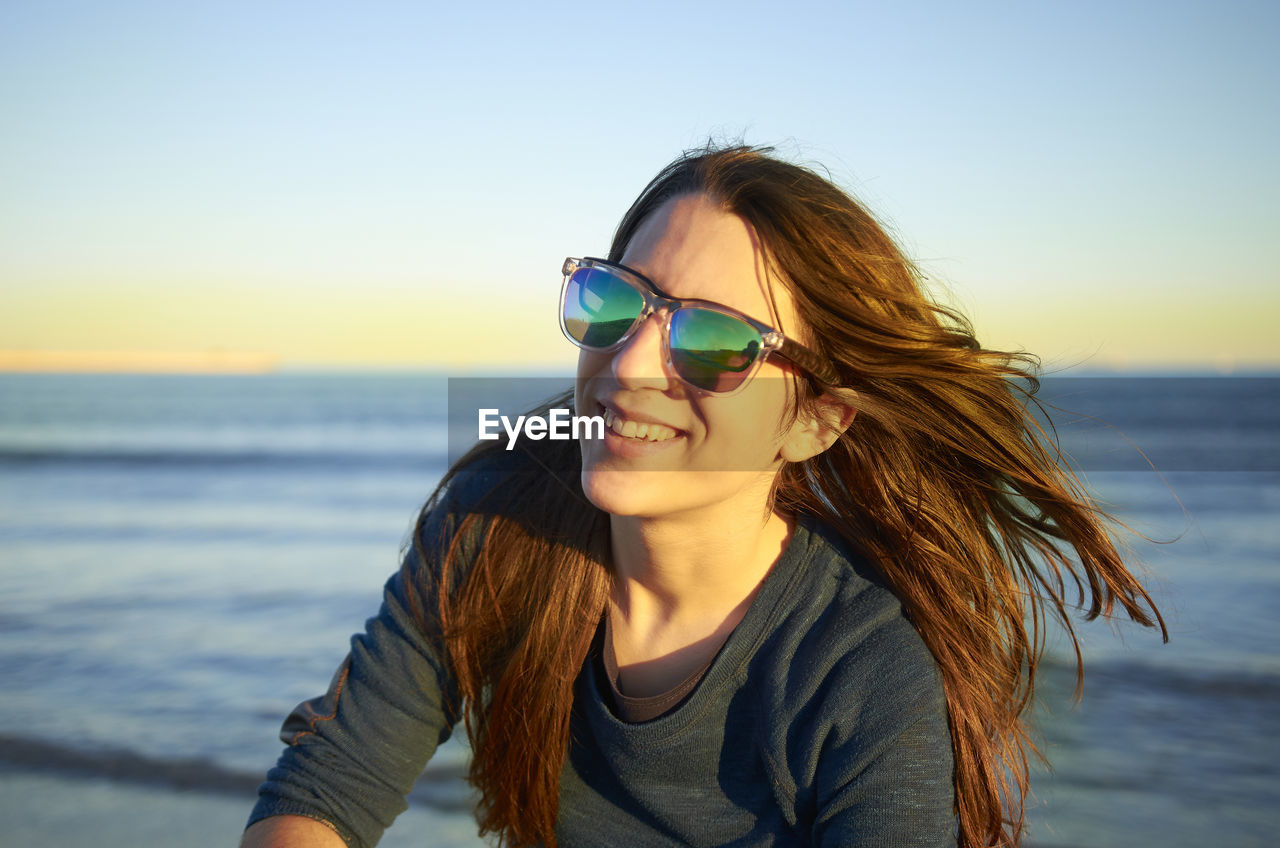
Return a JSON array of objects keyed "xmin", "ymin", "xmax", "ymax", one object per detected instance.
[
  {"xmin": 590, "ymin": 403, "xmax": 686, "ymax": 460},
  {"xmin": 601, "ymin": 407, "xmax": 680, "ymax": 442}
]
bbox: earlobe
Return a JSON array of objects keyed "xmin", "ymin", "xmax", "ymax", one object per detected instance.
[{"xmin": 780, "ymin": 395, "xmax": 856, "ymax": 463}]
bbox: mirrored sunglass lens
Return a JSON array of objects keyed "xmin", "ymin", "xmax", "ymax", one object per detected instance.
[
  {"xmin": 562, "ymin": 267, "xmax": 645, "ymax": 349},
  {"xmin": 669, "ymin": 309, "xmax": 762, "ymax": 393}
]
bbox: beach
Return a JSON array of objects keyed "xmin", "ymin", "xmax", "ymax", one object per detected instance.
[{"xmin": 0, "ymin": 772, "xmax": 482, "ymax": 848}]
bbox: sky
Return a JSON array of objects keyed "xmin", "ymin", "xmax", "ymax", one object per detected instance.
[{"xmin": 1, "ymin": 0, "xmax": 1277, "ymax": 373}]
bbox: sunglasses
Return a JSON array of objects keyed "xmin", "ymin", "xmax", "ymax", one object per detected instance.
[{"xmin": 560, "ymin": 257, "xmax": 838, "ymax": 396}]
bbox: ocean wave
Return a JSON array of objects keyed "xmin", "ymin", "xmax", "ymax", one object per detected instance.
[
  {"xmin": 0, "ymin": 446, "xmax": 448, "ymax": 471},
  {"xmin": 1039, "ymin": 653, "xmax": 1280, "ymax": 701},
  {"xmin": 0, "ymin": 733, "xmax": 472, "ymax": 811}
]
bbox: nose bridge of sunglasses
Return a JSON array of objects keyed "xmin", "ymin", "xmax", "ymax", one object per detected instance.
[{"xmin": 609, "ymin": 309, "xmax": 678, "ymax": 384}]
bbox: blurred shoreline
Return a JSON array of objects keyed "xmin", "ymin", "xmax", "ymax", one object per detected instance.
[{"xmin": 1, "ymin": 355, "xmax": 1277, "ymax": 378}]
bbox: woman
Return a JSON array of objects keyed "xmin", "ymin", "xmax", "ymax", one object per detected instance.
[{"xmin": 243, "ymin": 146, "xmax": 1165, "ymax": 847}]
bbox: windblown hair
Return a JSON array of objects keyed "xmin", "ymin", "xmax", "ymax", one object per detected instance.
[{"xmin": 404, "ymin": 145, "xmax": 1167, "ymax": 848}]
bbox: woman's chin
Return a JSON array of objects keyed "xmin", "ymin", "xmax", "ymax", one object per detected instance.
[
  {"xmin": 579, "ymin": 464, "xmax": 781, "ymax": 522},
  {"xmin": 578, "ymin": 467, "xmax": 668, "ymax": 518}
]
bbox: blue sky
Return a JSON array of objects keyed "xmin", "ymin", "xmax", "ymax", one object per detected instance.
[{"xmin": 1, "ymin": 0, "xmax": 1277, "ymax": 370}]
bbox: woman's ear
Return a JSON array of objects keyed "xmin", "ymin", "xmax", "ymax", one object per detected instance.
[{"xmin": 780, "ymin": 391, "xmax": 856, "ymax": 463}]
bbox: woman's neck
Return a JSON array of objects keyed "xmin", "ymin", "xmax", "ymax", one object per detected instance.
[
  {"xmin": 605, "ymin": 494, "xmax": 794, "ymax": 694},
  {"xmin": 608, "ymin": 496, "xmax": 794, "ymax": 624}
]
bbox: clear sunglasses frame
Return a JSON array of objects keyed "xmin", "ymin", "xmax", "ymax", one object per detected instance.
[{"xmin": 560, "ymin": 257, "xmax": 840, "ymax": 396}]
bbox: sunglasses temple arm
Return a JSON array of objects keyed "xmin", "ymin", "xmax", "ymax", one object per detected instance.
[{"xmin": 778, "ymin": 338, "xmax": 841, "ymax": 387}]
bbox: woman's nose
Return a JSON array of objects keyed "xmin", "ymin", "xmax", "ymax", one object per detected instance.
[{"xmin": 611, "ymin": 310, "xmax": 673, "ymax": 391}]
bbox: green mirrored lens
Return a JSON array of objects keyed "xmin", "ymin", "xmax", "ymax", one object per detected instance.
[
  {"xmin": 562, "ymin": 267, "xmax": 645, "ymax": 349},
  {"xmin": 670, "ymin": 308, "xmax": 762, "ymax": 393}
]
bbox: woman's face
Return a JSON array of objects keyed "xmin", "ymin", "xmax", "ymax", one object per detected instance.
[{"xmin": 574, "ymin": 193, "xmax": 818, "ymax": 521}]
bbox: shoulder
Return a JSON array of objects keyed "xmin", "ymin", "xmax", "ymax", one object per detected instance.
[
  {"xmin": 756, "ymin": 521, "xmax": 954, "ymax": 826},
  {"xmin": 787, "ymin": 520, "xmax": 930, "ymax": 655},
  {"xmin": 767, "ymin": 519, "xmax": 946, "ymax": 724}
]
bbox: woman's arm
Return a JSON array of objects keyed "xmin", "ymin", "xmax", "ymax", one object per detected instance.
[
  {"xmin": 241, "ymin": 815, "xmax": 346, "ymax": 847},
  {"xmin": 246, "ymin": 558, "xmax": 462, "ymax": 845},
  {"xmin": 245, "ymin": 463, "xmax": 508, "ymax": 845},
  {"xmin": 804, "ymin": 585, "xmax": 957, "ymax": 846},
  {"xmin": 244, "ymin": 496, "xmax": 472, "ymax": 847},
  {"xmin": 812, "ymin": 708, "xmax": 956, "ymax": 846}
]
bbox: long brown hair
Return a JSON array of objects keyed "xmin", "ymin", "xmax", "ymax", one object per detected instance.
[{"xmin": 404, "ymin": 145, "xmax": 1167, "ymax": 847}]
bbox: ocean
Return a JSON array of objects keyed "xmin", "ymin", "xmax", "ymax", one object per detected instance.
[{"xmin": 0, "ymin": 373, "xmax": 1276, "ymax": 847}]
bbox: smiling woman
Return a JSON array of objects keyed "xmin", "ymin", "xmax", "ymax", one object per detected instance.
[{"xmin": 242, "ymin": 145, "xmax": 1166, "ymax": 848}]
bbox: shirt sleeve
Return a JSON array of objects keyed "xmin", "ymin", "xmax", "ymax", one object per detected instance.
[
  {"xmin": 246, "ymin": 504, "xmax": 466, "ymax": 848},
  {"xmin": 810, "ymin": 618, "xmax": 957, "ymax": 847}
]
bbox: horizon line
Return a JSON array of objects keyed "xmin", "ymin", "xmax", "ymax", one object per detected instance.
[{"xmin": 1, "ymin": 351, "xmax": 1277, "ymax": 379}]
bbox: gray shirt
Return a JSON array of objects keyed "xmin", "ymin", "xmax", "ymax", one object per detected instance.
[{"xmin": 249, "ymin": 468, "xmax": 956, "ymax": 846}]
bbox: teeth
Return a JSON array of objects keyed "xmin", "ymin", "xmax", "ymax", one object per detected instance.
[{"xmin": 602, "ymin": 408, "xmax": 679, "ymax": 442}]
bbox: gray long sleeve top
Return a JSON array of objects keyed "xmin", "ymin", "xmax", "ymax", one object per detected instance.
[{"xmin": 249, "ymin": 467, "xmax": 957, "ymax": 846}]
